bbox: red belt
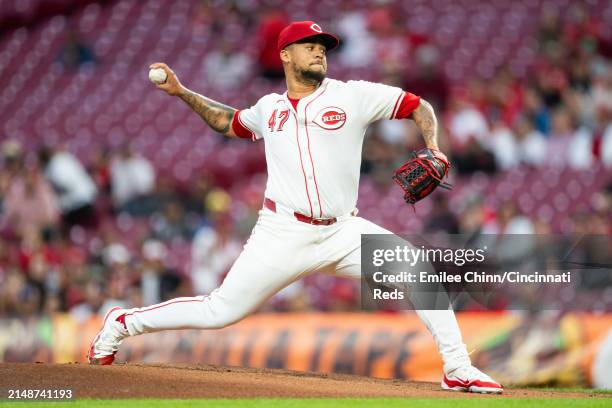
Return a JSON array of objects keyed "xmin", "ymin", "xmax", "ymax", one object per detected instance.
[{"xmin": 264, "ymin": 198, "xmax": 337, "ymax": 226}]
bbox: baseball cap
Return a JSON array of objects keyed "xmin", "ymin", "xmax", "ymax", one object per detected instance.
[{"xmin": 277, "ymin": 21, "xmax": 339, "ymax": 52}]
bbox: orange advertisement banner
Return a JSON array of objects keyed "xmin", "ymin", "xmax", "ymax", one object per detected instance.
[
  {"xmin": 1, "ymin": 312, "xmax": 610, "ymax": 387},
  {"xmin": 70, "ymin": 312, "xmax": 520, "ymax": 381}
]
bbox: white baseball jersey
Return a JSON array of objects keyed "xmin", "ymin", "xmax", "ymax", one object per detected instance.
[{"xmin": 231, "ymin": 78, "xmax": 420, "ymax": 219}]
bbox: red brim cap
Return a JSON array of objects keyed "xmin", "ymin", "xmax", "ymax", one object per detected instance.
[{"xmin": 277, "ymin": 21, "xmax": 339, "ymax": 52}]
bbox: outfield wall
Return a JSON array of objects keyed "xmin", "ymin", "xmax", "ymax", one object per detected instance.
[{"xmin": 1, "ymin": 312, "xmax": 611, "ymax": 388}]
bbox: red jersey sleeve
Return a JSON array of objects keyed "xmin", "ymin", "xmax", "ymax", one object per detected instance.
[
  {"xmin": 231, "ymin": 110, "xmax": 257, "ymax": 140},
  {"xmin": 392, "ymin": 92, "xmax": 421, "ymax": 119}
]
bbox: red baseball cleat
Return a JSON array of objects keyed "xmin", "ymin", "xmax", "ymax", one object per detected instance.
[
  {"xmin": 87, "ymin": 307, "xmax": 129, "ymax": 365},
  {"xmin": 442, "ymin": 365, "xmax": 503, "ymax": 394}
]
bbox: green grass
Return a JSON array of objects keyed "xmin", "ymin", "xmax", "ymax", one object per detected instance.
[
  {"xmin": 0, "ymin": 399, "xmax": 610, "ymax": 408},
  {"xmin": 528, "ymin": 388, "xmax": 612, "ymax": 394}
]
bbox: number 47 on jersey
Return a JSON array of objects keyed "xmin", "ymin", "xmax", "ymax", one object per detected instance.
[{"xmin": 268, "ymin": 110, "xmax": 290, "ymax": 132}]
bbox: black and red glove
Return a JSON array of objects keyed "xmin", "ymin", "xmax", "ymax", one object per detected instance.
[{"xmin": 392, "ymin": 148, "xmax": 452, "ymax": 204}]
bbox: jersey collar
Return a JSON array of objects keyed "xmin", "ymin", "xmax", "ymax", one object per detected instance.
[{"xmin": 283, "ymin": 78, "xmax": 330, "ymax": 114}]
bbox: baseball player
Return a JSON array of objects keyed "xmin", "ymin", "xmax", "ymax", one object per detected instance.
[{"xmin": 88, "ymin": 21, "xmax": 503, "ymax": 394}]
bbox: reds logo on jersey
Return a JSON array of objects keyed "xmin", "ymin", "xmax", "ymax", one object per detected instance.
[{"xmin": 313, "ymin": 107, "xmax": 347, "ymax": 130}]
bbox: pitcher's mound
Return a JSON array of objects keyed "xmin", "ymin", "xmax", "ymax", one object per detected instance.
[{"xmin": 0, "ymin": 363, "xmax": 605, "ymax": 399}]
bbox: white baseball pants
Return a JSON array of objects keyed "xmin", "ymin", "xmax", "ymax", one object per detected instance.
[{"xmin": 122, "ymin": 208, "xmax": 471, "ymax": 373}]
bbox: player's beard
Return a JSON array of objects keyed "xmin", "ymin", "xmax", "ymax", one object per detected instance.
[{"xmin": 294, "ymin": 64, "xmax": 326, "ymax": 85}]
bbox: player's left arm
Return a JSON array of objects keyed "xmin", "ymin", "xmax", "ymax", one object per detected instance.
[{"xmin": 410, "ymin": 99, "xmax": 439, "ymax": 150}]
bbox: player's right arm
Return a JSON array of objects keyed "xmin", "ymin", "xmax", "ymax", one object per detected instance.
[{"xmin": 149, "ymin": 62, "xmax": 238, "ymax": 138}]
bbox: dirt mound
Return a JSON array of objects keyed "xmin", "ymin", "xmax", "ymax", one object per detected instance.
[{"xmin": 0, "ymin": 363, "xmax": 607, "ymax": 399}]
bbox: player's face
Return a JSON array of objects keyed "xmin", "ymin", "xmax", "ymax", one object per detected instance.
[{"xmin": 285, "ymin": 42, "xmax": 327, "ymax": 82}]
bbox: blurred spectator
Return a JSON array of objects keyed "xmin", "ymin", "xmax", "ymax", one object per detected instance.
[
  {"xmin": 110, "ymin": 144, "xmax": 155, "ymax": 212},
  {"xmin": 458, "ymin": 198, "xmax": 491, "ymax": 236},
  {"xmin": 255, "ymin": 9, "xmax": 288, "ymax": 80},
  {"xmin": 26, "ymin": 247, "xmax": 55, "ymax": 313},
  {"xmin": 57, "ymin": 30, "xmax": 95, "ymax": 70},
  {"xmin": 1, "ymin": 163, "xmax": 60, "ymax": 238},
  {"xmin": 447, "ymin": 92, "xmax": 489, "ymax": 148},
  {"xmin": 139, "ymin": 239, "xmax": 181, "ymax": 305},
  {"xmin": 483, "ymin": 202, "xmax": 535, "ymax": 235},
  {"xmin": 361, "ymin": 132, "xmax": 399, "ymax": 177},
  {"xmin": 205, "ymin": 41, "xmax": 252, "ymax": 90},
  {"xmin": 99, "ymin": 241, "xmax": 133, "ymax": 312},
  {"xmin": 0, "ymin": 139, "xmax": 22, "ymax": 166},
  {"xmin": 569, "ymin": 54, "xmax": 592, "ymax": 93},
  {"xmin": 563, "ymin": 4, "xmax": 603, "ymax": 53},
  {"xmin": 151, "ymin": 199, "xmax": 193, "ymax": 242},
  {"xmin": 0, "ymin": 140, "xmax": 59, "ymax": 238},
  {"xmin": 0, "ymin": 140, "xmax": 24, "ymax": 211},
  {"xmin": 596, "ymin": 183, "xmax": 612, "ymax": 216},
  {"xmin": 446, "ymin": 89, "xmax": 495, "ymax": 174},
  {"xmin": 377, "ymin": 119, "xmax": 412, "ymax": 147},
  {"xmin": 191, "ymin": 216, "xmax": 241, "ymax": 295},
  {"xmin": 486, "ymin": 70, "xmax": 523, "ymax": 126},
  {"xmin": 184, "ymin": 173, "xmax": 213, "ymax": 217},
  {"xmin": 102, "ymin": 242, "xmax": 131, "ymax": 268},
  {"xmin": 37, "ymin": 146, "xmax": 97, "ymax": 231},
  {"xmin": 424, "ymin": 196, "xmax": 459, "ymax": 234},
  {"xmin": 0, "ymin": 269, "xmax": 41, "ymax": 317},
  {"xmin": 513, "ymin": 116, "xmax": 548, "ymax": 167},
  {"xmin": 69, "ymin": 279, "xmax": 105, "ymax": 322},
  {"xmin": 403, "ymin": 45, "xmax": 449, "ymax": 111},
  {"xmin": 591, "ymin": 71, "xmax": 612, "ymax": 114},
  {"xmin": 89, "ymin": 146, "xmax": 112, "ymax": 196},
  {"xmin": 336, "ymin": 4, "xmax": 376, "ymax": 68},
  {"xmin": 88, "ymin": 146, "xmax": 113, "ymax": 216},
  {"xmin": 534, "ymin": 60, "xmax": 568, "ymax": 110},
  {"xmin": 490, "ymin": 115, "xmax": 549, "ymax": 170},
  {"xmin": 537, "ymin": 10, "xmax": 562, "ymax": 51},
  {"xmin": 489, "ymin": 120, "xmax": 517, "ymax": 170},
  {"xmin": 192, "ymin": 0, "xmax": 253, "ymax": 35},
  {"xmin": 453, "ymin": 142, "xmax": 497, "ymax": 174},
  {"xmin": 368, "ymin": 4, "xmax": 409, "ymax": 77},
  {"xmin": 602, "ymin": 121, "xmax": 612, "ymax": 167},
  {"xmin": 545, "ymin": 108, "xmax": 593, "ymax": 168},
  {"xmin": 523, "ymin": 87, "xmax": 552, "ymax": 135}
]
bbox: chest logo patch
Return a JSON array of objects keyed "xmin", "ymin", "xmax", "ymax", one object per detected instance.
[{"xmin": 313, "ymin": 107, "xmax": 347, "ymax": 130}]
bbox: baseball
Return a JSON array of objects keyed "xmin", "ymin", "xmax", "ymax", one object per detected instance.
[{"xmin": 148, "ymin": 67, "xmax": 167, "ymax": 84}]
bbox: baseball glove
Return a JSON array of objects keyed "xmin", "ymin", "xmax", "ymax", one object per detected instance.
[{"xmin": 392, "ymin": 148, "xmax": 452, "ymax": 204}]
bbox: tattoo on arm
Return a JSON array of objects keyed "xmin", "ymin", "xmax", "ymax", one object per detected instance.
[
  {"xmin": 411, "ymin": 99, "xmax": 439, "ymax": 149},
  {"xmin": 179, "ymin": 89, "xmax": 236, "ymax": 135}
]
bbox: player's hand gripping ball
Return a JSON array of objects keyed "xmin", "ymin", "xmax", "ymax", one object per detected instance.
[
  {"xmin": 148, "ymin": 67, "xmax": 168, "ymax": 84},
  {"xmin": 392, "ymin": 148, "xmax": 452, "ymax": 204}
]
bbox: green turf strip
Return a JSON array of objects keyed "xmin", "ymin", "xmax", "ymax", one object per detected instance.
[
  {"xmin": 524, "ymin": 388, "xmax": 612, "ymax": 394},
  {"xmin": 1, "ymin": 399, "xmax": 610, "ymax": 408}
]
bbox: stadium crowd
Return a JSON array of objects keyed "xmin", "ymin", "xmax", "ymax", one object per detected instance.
[{"xmin": 0, "ymin": 0, "xmax": 611, "ymax": 318}]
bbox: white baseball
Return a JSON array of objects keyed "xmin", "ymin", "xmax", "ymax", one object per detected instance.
[{"xmin": 148, "ymin": 68, "xmax": 167, "ymax": 84}]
